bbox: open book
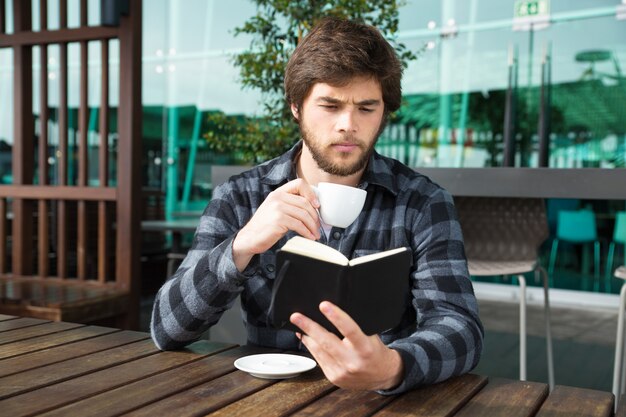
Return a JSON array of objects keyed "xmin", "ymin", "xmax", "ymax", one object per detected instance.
[{"xmin": 269, "ymin": 236, "xmax": 412, "ymax": 336}]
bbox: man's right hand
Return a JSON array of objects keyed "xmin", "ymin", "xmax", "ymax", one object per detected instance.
[{"xmin": 232, "ymin": 179, "xmax": 321, "ymax": 272}]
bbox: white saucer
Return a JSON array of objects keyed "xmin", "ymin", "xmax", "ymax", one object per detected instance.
[{"xmin": 234, "ymin": 353, "xmax": 317, "ymax": 379}]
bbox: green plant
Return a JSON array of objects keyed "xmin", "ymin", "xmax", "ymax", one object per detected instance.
[
  {"xmin": 204, "ymin": 111, "xmax": 298, "ymax": 164},
  {"xmin": 205, "ymin": 0, "xmax": 417, "ymax": 164}
]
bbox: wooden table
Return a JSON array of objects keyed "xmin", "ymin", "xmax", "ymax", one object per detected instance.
[
  {"xmin": 142, "ymin": 219, "xmax": 200, "ymax": 276},
  {"xmin": 141, "ymin": 219, "xmax": 199, "ymax": 235},
  {"xmin": 0, "ymin": 315, "xmax": 618, "ymax": 417}
]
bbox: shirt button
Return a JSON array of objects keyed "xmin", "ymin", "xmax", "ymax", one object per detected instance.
[
  {"xmin": 332, "ymin": 231, "xmax": 341, "ymax": 240},
  {"xmin": 266, "ymin": 264, "xmax": 275, "ymax": 273}
]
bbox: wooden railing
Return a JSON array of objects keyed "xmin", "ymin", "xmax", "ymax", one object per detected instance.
[{"xmin": 0, "ymin": 0, "xmax": 142, "ymax": 329}]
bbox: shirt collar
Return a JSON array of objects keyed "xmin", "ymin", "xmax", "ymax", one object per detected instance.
[
  {"xmin": 261, "ymin": 140, "xmax": 399, "ymax": 196},
  {"xmin": 260, "ymin": 141, "xmax": 302, "ymax": 187},
  {"xmin": 360, "ymin": 151, "xmax": 399, "ymax": 196}
]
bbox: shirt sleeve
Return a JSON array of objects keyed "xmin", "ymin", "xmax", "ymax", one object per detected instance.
[
  {"xmin": 150, "ymin": 183, "xmax": 255, "ymax": 350},
  {"xmin": 378, "ymin": 187, "xmax": 484, "ymax": 395}
]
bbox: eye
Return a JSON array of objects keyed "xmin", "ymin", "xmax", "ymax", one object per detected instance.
[{"xmin": 360, "ymin": 107, "xmax": 374, "ymax": 113}]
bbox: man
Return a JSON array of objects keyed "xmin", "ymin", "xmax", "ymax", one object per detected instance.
[{"xmin": 151, "ymin": 17, "xmax": 483, "ymax": 394}]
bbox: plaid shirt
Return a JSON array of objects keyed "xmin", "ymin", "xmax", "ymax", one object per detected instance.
[{"xmin": 150, "ymin": 141, "xmax": 483, "ymax": 394}]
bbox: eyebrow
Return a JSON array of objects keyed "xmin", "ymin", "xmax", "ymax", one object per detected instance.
[{"xmin": 316, "ymin": 96, "xmax": 382, "ymax": 106}]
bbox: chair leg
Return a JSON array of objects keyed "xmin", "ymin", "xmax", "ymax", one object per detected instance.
[
  {"xmin": 622, "ymin": 327, "xmax": 626, "ymax": 397},
  {"xmin": 606, "ymin": 242, "xmax": 615, "ymax": 292},
  {"xmin": 548, "ymin": 239, "xmax": 559, "ymax": 286},
  {"xmin": 166, "ymin": 258, "xmax": 176, "ymax": 278},
  {"xmin": 581, "ymin": 244, "xmax": 592, "ymax": 291},
  {"xmin": 594, "ymin": 241, "xmax": 601, "ymax": 292},
  {"xmin": 516, "ymin": 274, "xmax": 527, "ymax": 382},
  {"xmin": 538, "ymin": 266, "xmax": 555, "ymax": 391},
  {"xmin": 613, "ymin": 283, "xmax": 626, "ymax": 408}
]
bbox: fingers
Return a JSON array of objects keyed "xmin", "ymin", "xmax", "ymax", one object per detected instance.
[
  {"xmin": 280, "ymin": 179, "xmax": 320, "ymax": 209},
  {"xmin": 290, "ymin": 303, "xmax": 365, "ymax": 360},
  {"xmin": 291, "ymin": 309, "xmax": 389, "ymax": 390},
  {"xmin": 290, "ymin": 311, "xmax": 344, "ymax": 355},
  {"xmin": 278, "ymin": 193, "xmax": 320, "ymax": 238},
  {"xmin": 290, "ymin": 311, "xmax": 333, "ymax": 341},
  {"xmin": 233, "ymin": 179, "xmax": 321, "ymax": 264},
  {"xmin": 290, "ymin": 303, "xmax": 366, "ymax": 350},
  {"xmin": 262, "ymin": 179, "xmax": 321, "ymax": 239},
  {"xmin": 291, "ymin": 312, "xmax": 342, "ymax": 370},
  {"xmin": 318, "ymin": 301, "xmax": 366, "ymax": 343},
  {"xmin": 292, "ymin": 304, "xmax": 403, "ymax": 391},
  {"xmin": 295, "ymin": 330, "xmax": 338, "ymax": 372},
  {"xmin": 276, "ymin": 180, "xmax": 320, "ymax": 235}
]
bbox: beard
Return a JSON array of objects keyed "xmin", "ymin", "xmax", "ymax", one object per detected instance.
[{"xmin": 299, "ymin": 117, "xmax": 386, "ymax": 177}]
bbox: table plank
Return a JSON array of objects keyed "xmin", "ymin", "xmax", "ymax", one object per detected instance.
[
  {"xmin": 206, "ymin": 368, "xmax": 336, "ymax": 417},
  {"xmin": 4, "ymin": 317, "xmax": 617, "ymax": 417},
  {"xmin": 0, "ymin": 314, "xmax": 17, "ymax": 321},
  {"xmin": 0, "ymin": 324, "xmax": 118, "ymax": 360},
  {"xmin": 371, "ymin": 373, "xmax": 488, "ymax": 417},
  {"xmin": 39, "ymin": 345, "xmax": 266, "ymax": 417},
  {"xmin": 0, "ymin": 321, "xmax": 83, "ymax": 345},
  {"xmin": 534, "ymin": 385, "xmax": 613, "ymax": 417},
  {"xmin": 292, "ymin": 388, "xmax": 395, "ymax": 417},
  {"xmin": 454, "ymin": 378, "xmax": 548, "ymax": 417},
  {"xmin": 0, "ymin": 340, "xmax": 234, "ymax": 416},
  {"xmin": 0, "ymin": 338, "xmax": 160, "ymax": 399},
  {"xmin": 0, "ymin": 317, "xmax": 49, "ymax": 331},
  {"xmin": 124, "ymin": 369, "xmax": 276, "ymax": 417},
  {"xmin": 0, "ymin": 329, "xmax": 146, "ymax": 377}
]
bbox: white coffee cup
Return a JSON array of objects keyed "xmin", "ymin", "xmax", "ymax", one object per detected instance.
[{"xmin": 312, "ymin": 182, "xmax": 367, "ymax": 228}]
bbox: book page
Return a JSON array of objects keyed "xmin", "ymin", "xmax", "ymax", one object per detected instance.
[
  {"xmin": 348, "ymin": 247, "xmax": 408, "ymax": 266},
  {"xmin": 281, "ymin": 236, "xmax": 349, "ymax": 265}
]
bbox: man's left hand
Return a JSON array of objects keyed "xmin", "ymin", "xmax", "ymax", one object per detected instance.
[{"xmin": 290, "ymin": 301, "xmax": 404, "ymax": 390}]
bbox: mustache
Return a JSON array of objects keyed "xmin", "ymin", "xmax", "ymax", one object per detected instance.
[{"xmin": 329, "ymin": 136, "xmax": 364, "ymax": 147}]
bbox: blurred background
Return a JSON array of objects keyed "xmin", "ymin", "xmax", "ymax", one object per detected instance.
[{"xmin": 0, "ymin": 0, "xmax": 624, "ymax": 392}]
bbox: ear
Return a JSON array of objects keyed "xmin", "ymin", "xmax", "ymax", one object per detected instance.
[{"xmin": 290, "ymin": 103, "xmax": 299, "ymax": 120}]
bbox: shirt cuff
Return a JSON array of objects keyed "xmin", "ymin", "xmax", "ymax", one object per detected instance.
[
  {"xmin": 217, "ymin": 235, "xmax": 259, "ymax": 286},
  {"xmin": 375, "ymin": 346, "xmax": 418, "ymax": 395}
]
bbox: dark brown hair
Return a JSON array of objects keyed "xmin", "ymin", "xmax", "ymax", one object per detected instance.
[{"xmin": 284, "ymin": 17, "xmax": 403, "ymax": 116}]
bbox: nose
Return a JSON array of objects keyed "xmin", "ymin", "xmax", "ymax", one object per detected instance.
[{"xmin": 335, "ymin": 109, "xmax": 357, "ymax": 133}]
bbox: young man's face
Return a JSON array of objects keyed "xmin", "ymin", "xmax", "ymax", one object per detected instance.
[{"xmin": 292, "ymin": 76, "xmax": 385, "ymax": 177}]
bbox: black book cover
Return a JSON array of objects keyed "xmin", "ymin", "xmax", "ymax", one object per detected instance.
[{"xmin": 268, "ymin": 239, "xmax": 412, "ymax": 336}]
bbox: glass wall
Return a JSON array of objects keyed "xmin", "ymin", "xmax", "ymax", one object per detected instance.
[
  {"xmin": 136, "ymin": 0, "xmax": 625, "ymax": 211},
  {"xmin": 139, "ymin": 0, "xmax": 626, "ymax": 293},
  {"xmin": 0, "ymin": 0, "xmax": 623, "ymax": 195},
  {"xmin": 0, "ymin": 0, "xmax": 623, "ymax": 290},
  {"xmin": 384, "ymin": 0, "xmax": 626, "ymax": 169}
]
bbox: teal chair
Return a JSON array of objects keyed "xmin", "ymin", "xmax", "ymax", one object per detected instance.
[
  {"xmin": 548, "ymin": 209, "xmax": 601, "ymax": 291},
  {"xmin": 607, "ymin": 212, "xmax": 626, "ymax": 288}
]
